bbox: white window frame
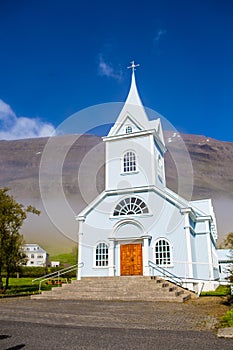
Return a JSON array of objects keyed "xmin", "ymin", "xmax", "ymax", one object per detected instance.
[
  {"xmin": 94, "ymin": 242, "xmax": 109, "ymax": 268},
  {"xmin": 154, "ymin": 238, "xmax": 173, "ymax": 267},
  {"xmin": 122, "ymin": 151, "xmax": 137, "ymax": 174}
]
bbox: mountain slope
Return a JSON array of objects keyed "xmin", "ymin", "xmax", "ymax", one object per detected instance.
[{"xmin": 0, "ymin": 132, "xmax": 232, "ymax": 253}]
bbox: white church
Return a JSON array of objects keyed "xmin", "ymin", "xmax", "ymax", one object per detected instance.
[{"xmin": 76, "ymin": 62, "xmax": 220, "ymax": 292}]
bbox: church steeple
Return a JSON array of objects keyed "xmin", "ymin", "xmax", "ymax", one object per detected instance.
[
  {"xmin": 125, "ymin": 61, "xmax": 143, "ymax": 108},
  {"xmin": 107, "ymin": 60, "xmax": 151, "ymax": 137},
  {"xmin": 106, "ymin": 60, "xmax": 165, "ymax": 150}
]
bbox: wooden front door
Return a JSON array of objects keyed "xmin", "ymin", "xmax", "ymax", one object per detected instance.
[{"xmin": 120, "ymin": 243, "xmax": 143, "ymax": 276}]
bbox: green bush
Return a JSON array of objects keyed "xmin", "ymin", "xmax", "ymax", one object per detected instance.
[
  {"xmin": 17, "ymin": 266, "xmax": 48, "ymax": 277},
  {"xmin": 16, "ymin": 265, "xmax": 77, "ymax": 279},
  {"xmin": 220, "ymin": 308, "xmax": 233, "ymax": 327}
]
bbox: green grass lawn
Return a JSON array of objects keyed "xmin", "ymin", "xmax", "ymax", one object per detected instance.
[
  {"xmin": 201, "ymin": 285, "xmax": 231, "ymax": 297},
  {"xmin": 0, "ymin": 277, "xmax": 65, "ymax": 296}
]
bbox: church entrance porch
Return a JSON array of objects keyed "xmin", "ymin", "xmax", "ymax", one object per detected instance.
[{"xmin": 120, "ymin": 243, "xmax": 143, "ymax": 276}]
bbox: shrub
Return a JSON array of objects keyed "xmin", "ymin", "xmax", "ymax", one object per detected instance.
[
  {"xmin": 220, "ymin": 308, "xmax": 233, "ymax": 327},
  {"xmin": 17, "ymin": 266, "xmax": 48, "ymax": 278},
  {"xmin": 15, "ymin": 265, "xmax": 77, "ymax": 278}
]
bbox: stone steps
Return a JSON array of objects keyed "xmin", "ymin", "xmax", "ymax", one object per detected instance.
[{"xmin": 31, "ymin": 276, "xmax": 195, "ymax": 302}]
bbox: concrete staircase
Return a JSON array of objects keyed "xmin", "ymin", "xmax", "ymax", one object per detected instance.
[{"xmin": 31, "ymin": 276, "xmax": 195, "ymax": 302}]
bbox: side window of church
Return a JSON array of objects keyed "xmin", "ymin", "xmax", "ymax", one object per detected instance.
[
  {"xmin": 158, "ymin": 154, "xmax": 163, "ymax": 181},
  {"xmin": 123, "ymin": 151, "xmax": 136, "ymax": 173},
  {"xmin": 155, "ymin": 239, "xmax": 171, "ymax": 266},
  {"xmin": 96, "ymin": 242, "xmax": 108, "ymax": 267}
]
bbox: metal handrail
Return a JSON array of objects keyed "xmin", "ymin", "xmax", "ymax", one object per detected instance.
[
  {"xmin": 32, "ymin": 262, "xmax": 84, "ymax": 292},
  {"xmin": 148, "ymin": 260, "xmax": 183, "ymax": 287},
  {"xmin": 32, "ymin": 263, "xmax": 80, "ymax": 283}
]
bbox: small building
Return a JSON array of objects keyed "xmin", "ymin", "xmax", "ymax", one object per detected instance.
[
  {"xmin": 50, "ymin": 261, "xmax": 60, "ymax": 267},
  {"xmin": 23, "ymin": 244, "xmax": 49, "ymax": 267},
  {"xmin": 217, "ymin": 249, "xmax": 233, "ymax": 283}
]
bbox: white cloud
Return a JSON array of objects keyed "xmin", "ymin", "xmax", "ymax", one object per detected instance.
[
  {"xmin": 0, "ymin": 99, "xmax": 16, "ymax": 122},
  {"xmin": 98, "ymin": 55, "xmax": 123, "ymax": 81},
  {"xmin": 154, "ymin": 29, "xmax": 167, "ymax": 42},
  {"xmin": 0, "ymin": 99, "xmax": 56, "ymax": 140}
]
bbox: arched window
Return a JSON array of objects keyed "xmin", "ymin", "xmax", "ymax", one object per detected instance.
[
  {"xmin": 113, "ymin": 197, "xmax": 149, "ymax": 216},
  {"xmin": 155, "ymin": 239, "xmax": 171, "ymax": 266},
  {"xmin": 95, "ymin": 242, "xmax": 108, "ymax": 267},
  {"xmin": 123, "ymin": 151, "xmax": 136, "ymax": 173},
  {"xmin": 126, "ymin": 126, "xmax": 132, "ymax": 134}
]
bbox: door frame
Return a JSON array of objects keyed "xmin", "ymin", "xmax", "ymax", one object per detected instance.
[{"xmin": 109, "ymin": 219, "xmax": 151, "ymax": 277}]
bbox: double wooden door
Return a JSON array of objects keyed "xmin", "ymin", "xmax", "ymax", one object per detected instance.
[{"xmin": 120, "ymin": 243, "xmax": 143, "ymax": 276}]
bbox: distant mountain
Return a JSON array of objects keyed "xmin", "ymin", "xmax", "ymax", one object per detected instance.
[
  {"xmin": 165, "ymin": 132, "xmax": 233, "ymax": 200},
  {"xmin": 0, "ymin": 132, "xmax": 232, "ymax": 254}
]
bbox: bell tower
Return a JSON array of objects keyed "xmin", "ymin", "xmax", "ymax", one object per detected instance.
[{"xmin": 102, "ymin": 61, "xmax": 166, "ymax": 192}]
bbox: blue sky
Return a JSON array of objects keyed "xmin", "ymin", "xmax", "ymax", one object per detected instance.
[{"xmin": 0, "ymin": 0, "xmax": 233, "ymax": 141}]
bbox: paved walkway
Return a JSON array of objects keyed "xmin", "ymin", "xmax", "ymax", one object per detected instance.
[{"xmin": 0, "ymin": 296, "xmax": 232, "ymax": 349}]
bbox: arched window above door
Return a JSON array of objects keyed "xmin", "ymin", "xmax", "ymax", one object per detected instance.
[{"xmin": 113, "ymin": 197, "xmax": 149, "ymax": 216}]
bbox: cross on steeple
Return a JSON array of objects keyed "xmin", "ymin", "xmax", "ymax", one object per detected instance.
[{"xmin": 127, "ymin": 60, "xmax": 140, "ymax": 71}]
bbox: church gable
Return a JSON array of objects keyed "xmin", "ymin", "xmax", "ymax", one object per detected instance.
[
  {"xmin": 151, "ymin": 119, "xmax": 165, "ymax": 147},
  {"xmin": 112, "ymin": 114, "xmax": 143, "ymax": 136},
  {"xmin": 107, "ymin": 103, "xmax": 151, "ymax": 137}
]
